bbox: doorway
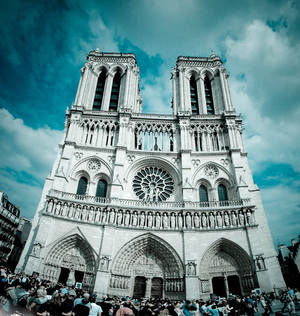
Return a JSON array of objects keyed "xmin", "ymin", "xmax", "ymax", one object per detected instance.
[
  {"xmin": 58, "ymin": 267, "xmax": 69, "ymax": 284},
  {"xmin": 133, "ymin": 276, "xmax": 146, "ymax": 298},
  {"xmin": 151, "ymin": 278, "xmax": 163, "ymax": 298},
  {"xmin": 212, "ymin": 276, "xmax": 226, "ymax": 297},
  {"xmin": 227, "ymin": 275, "xmax": 241, "ymax": 295}
]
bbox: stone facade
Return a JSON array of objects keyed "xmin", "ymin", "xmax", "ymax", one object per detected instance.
[{"xmin": 17, "ymin": 50, "xmax": 286, "ymax": 299}]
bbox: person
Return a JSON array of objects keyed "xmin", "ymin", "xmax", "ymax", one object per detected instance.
[
  {"xmin": 115, "ymin": 301, "xmax": 134, "ymax": 316},
  {"xmin": 73, "ymin": 292, "xmax": 91, "ymax": 316},
  {"xmin": 89, "ymin": 295, "xmax": 103, "ymax": 316}
]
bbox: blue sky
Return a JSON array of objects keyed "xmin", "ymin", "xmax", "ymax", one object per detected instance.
[{"xmin": 0, "ymin": 0, "xmax": 299, "ymax": 247}]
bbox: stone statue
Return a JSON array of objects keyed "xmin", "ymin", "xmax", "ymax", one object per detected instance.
[
  {"xmin": 216, "ymin": 213, "xmax": 222, "ymax": 227},
  {"xmin": 202, "ymin": 213, "xmax": 207, "ymax": 227},
  {"xmin": 224, "ymin": 212, "xmax": 230, "ymax": 226},
  {"xmin": 239, "ymin": 212, "xmax": 245, "ymax": 225},
  {"xmin": 32, "ymin": 243, "xmax": 41, "ymax": 257},
  {"xmin": 47, "ymin": 200, "xmax": 53, "ymax": 213},
  {"xmin": 170, "ymin": 213, "xmax": 176, "ymax": 228},
  {"xmin": 163, "ymin": 213, "xmax": 169, "ymax": 228},
  {"xmin": 140, "ymin": 212, "xmax": 145, "ymax": 227},
  {"xmin": 117, "ymin": 210, "xmax": 123, "ymax": 225},
  {"xmin": 132, "ymin": 211, "xmax": 138, "ymax": 226},
  {"xmin": 194, "ymin": 213, "xmax": 200, "ymax": 228},
  {"xmin": 109, "ymin": 209, "xmax": 115, "ymax": 224},
  {"xmin": 147, "ymin": 212, "xmax": 153, "ymax": 228},
  {"xmin": 155, "ymin": 213, "xmax": 161, "ymax": 228},
  {"xmin": 186, "ymin": 213, "xmax": 192, "ymax": 228},
  {"xmin": 178, "ymin": 213, "xmax": 183, "ymax": 228},
  {"xmin": 209, "ymin": 213, "xmax": 215, "ymax": 228},
  {"xmin": 124, "ymin": 211, "xmax": 130, "ymax": 226},
  {"xmin": 231, "ymin": 211, "xmax": 237, "ymax": 226}
]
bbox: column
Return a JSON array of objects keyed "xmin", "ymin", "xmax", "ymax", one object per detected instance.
[
  {"xmin": 75, "ymin": 65, "xmax": 89, "ymax": 106},
  {"xmin": 123, "ymin": 67, "xmax": 131, "ymax": 107},
  {"xmin": 224, "ymin": 275, "xmax": 229, "ymax": 297},
  {"xmin": 199, "ymin": 77, "xmax": 207, "ymax": 114},
  {"xmin": 145, "ymin": 278, "xmax": 152, "ymax": 298},
  {"xmin": 179, "ymin": 69, "xmax": 184, "ymax": 111},
  {"xmin": 102, "ymin": 72, "xmax": 114, "ymax": 111},
  {"xmin": 171, "ymin": 70, "xmax": 177, "ymax": 115}
]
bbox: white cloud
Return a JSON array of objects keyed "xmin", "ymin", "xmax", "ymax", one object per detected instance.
[
  {"xmin": 225, "ymin": 20, "xmax": 300, "ymax": 172},
  {"xmin": 0, "ymin": 108, "xmax": 62, "ymax": 180},
  {"xmin": 0, "ymin": 108, "xmax": 62, "ymax": 218},
  {"xmin": 261, "ymin": 185, "xmax": 300, "ymax": 245}
]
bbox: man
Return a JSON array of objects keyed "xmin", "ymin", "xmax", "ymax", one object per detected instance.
[
  {"xmin": 89, "ymin": 295, "xmax": 103, "ymax": 316},
  {"xmin": 73, "ymin": 292, "xmax": 91, "ymax": 316}
]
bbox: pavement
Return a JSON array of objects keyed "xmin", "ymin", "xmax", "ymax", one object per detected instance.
[{"xmin": 254, "ymin": 300, "xmax": 300, "ymax": 315}]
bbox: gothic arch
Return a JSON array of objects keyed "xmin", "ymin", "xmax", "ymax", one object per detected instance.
[
  {"xmin": 111, "ymin": 233, "xmax": 184, "ymax": 278},
  {"xmin": 109, "ymin": 64, "xmax": 126, "ymax": 76},
  {"xmin": 69, "ymin": 155, "xmax": 113, "ymax": 181},
  {"xmin": 186, "ymin": 68, "xmax": 200, "ymax": 80},
  {"xmin": 192, "ymin": 161, "xmax": 235, "ymax": 187},
  {"xmin": 199, "ymin": 238, "xmax": 254, "ymax": 278},
  {"xmin": 43, "ymin": 233, "xmax": 97, "ymax": 289},
  {"xmin": 200, "ymin": 68, "xmax": 215, "ymax": 80},
  {"xmin": 93, "ymin": 63, "xmax": 110, "ymax": 75}
]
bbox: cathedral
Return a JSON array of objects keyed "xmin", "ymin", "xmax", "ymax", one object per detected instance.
[{"xmin": 17, "ymin": 49, "xmax": 286, "ymax": 299}]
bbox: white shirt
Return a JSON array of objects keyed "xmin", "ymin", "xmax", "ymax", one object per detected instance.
[{"xmin": 89, "ymin": 302, "xmax": 103, "ymax": 316}]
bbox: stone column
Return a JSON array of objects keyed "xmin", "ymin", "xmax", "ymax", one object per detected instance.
[
  {"xmin": 179, "ymin": 68, "xmax": 185, "ymax": 111},
  {"xmin": 199, "ymin": 77, "xmax": 207, "ymax": 114},
  {"xmin": 145, "ymin": 278, "xmax": 152, "ymax": 298},
  {"xmin": 102, "ymin": 72, "xmax": 114, "ymax": 111},
  {"xmin": 224, "ymin": 275, "xmax": 229, "ymax": 298}
]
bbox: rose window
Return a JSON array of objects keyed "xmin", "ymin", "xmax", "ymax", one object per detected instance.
[{"xmin": 133, "ymin": 167, "xmax": 174, "ymax": 202}]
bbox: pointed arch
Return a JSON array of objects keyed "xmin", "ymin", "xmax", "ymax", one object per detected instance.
[
  {"xmin": 111, "ymin": 233, "xmax": 184, "ymax": 278},
  {"xmin": 93, "ymin": 69, "xmax": 107, "ymax": 111},
  {"xmin": 200, "ymin": 238, "xmax": 254, "ymax": 277},
  {"xmin": 109, "ymin": 71, "xmax": 121, "ymax": 111}
]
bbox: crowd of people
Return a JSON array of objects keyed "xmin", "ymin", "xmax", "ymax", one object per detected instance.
[{"xmin": 1, "ymin": 266, "xmax": 300, "ymax": 316}]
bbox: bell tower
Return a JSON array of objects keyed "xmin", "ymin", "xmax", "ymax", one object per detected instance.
[
  {"xmin": 74, "ymin": 48, "xmax": 142, "ymax": 113},
  {"xmin": 172, "ymin": 53, "xmax": 234, "ymax": 115}
]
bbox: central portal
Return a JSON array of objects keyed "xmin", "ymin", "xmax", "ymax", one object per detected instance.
[{"xmin": 109, "ymin": 233, "xmax": 185, "ymax": 299}]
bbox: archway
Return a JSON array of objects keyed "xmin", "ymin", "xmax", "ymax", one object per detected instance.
[
  {"xmin": 110, "ymin": 233, "xmax": 184, "ymax": 299},
  {"xmin": 43, "ymin": 234, "xmax": 97, "ymax": 290},
  {"xmin": 200, "ymin": 238, "xmax": 256, "ymax": 297}
]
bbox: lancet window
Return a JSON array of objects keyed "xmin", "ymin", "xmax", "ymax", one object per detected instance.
[
  {"xmin": 199, "ymin": 185, "xmax": 209, "ymax": 202},
  {"xmin": 190, "ymin": 75, "xmax": 199, "ymax": 114},
  {"xmin": 76, "ymin": 177, "xmax": 88, "ymax": 195},
  {"xmin": 93, "ymin": 71, "xmax": 106, "ymax": 111},
  {"xmin": 109, "ymin": 72, "xmax": 121, "ymax": 111},
  {"xmin": 218, "ymin": 184, "xmax": 228, "ymax": 201},
  {"xmin": 96, "ymin": 180, "xmax": 108, "ymax": 198},
  {"xmin": 204, "ymin": 76, "xmax": 214, "ymax": 114}
]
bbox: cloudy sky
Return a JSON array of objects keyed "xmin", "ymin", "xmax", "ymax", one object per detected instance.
[{"xmin": 0, "ymin": 0, "xmax": 299, "ymax": 246}]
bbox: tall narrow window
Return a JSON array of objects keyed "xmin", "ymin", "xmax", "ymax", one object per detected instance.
[
  {"xmin": 204, "ymin": 76, "xmax": 214, "ymax": 114},
  {"xmin": 190, "ymin": 76, "xmax": 199, "ymax": 114},
  {"xmin": 96, "ymin": 179, "xmax": 107, "ymax": 198},
  {"xmin": 199, "ymin": 185, "xmax": 209, "ymax": 202},
  {"xmin": 76, "ymin": 177, "xmax": 88, "ymax": 195},
  {"xmin": 218, "ymin": 184, "xmax": 228, "ymax": 201},
  {"xmin": 93, "ymin": 71, "xmax": 106, "ymax": 111},
  {"xmin": 109, "ymin": 72, "xmax": 121, "ymax": 111}
]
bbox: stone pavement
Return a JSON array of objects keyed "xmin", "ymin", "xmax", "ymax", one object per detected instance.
[{"xmin": 254, "ymin": 300, "xmax": 300, "ymax": 315}]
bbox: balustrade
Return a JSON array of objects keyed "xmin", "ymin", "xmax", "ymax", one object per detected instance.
[{"xmin": 45, "ymin": 193, "xmax": 256, "ymax": 231}]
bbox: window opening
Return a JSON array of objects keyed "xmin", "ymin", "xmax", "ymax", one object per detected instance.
[
  {"xmin": 93, "ymin": 71, "xmax": 106, "ymax": 111},
  {"xmin": 76, "ymin": 177, "xmax": 88, "ymax": 195},
  {"xmin": 109, "ymin": 72, "xmax": 121, "ymax": 111},
  {"xmin": 204, "ymin": 76, "xmax": 214, "ymax": 114}
]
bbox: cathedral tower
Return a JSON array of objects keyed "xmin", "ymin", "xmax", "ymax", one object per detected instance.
[{"xmin": 17, "ymin": 50, "xmax": 285, "ymax": 299}]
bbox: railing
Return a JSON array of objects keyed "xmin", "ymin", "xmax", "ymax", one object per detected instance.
[{"xmin": 48, "ymin": 189, "xmax": 252, "ymax": 210}]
